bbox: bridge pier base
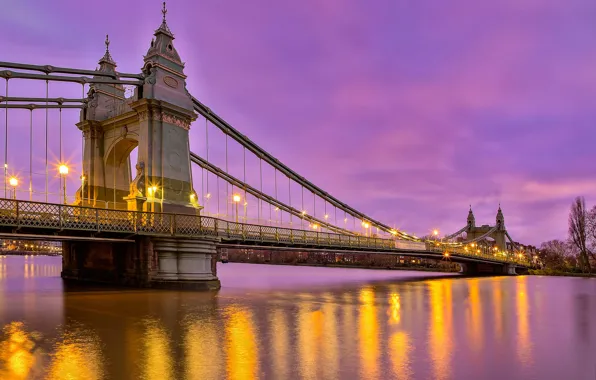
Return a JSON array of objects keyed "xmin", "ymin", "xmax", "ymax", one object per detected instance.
[
  {"xmin": 152, "ymin": 238, "xmax": 220, "ymax": 289},
  {"xmin": 61, "ymin": 236, "xmax": 220, "ymax": 290}
]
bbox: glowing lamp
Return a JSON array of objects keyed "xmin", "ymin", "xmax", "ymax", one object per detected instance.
[{"xmin": 58, "ymin": 164, "xmax": 69, "ymax": 175}]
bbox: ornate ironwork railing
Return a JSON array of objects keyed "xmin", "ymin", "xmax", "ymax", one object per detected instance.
[{"xmin": 0, "ymin": 198, "xmax": 529, "ymax": 266}]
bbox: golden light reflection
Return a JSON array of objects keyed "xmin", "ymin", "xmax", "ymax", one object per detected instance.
[
  {"xmin": 390, "ymin": 331, "xmax": 413, "ymax": 380},
  {"xmin": 0, "ymin": 322, "xmax": 41, "ymax": 379},
  {"xmin": 467, "ymin": 279, "xmax": 483, "ymax": 351},
  {"xmin": 492, "ymin": 280, "xmax": 503, "ymax": 340},
  {"xmin": 141, "ymin": 319, "xmax": 173, "ymax": 380},
  {"xmin": 359, "ymin": 288, "xmax": 379, "ymax": 379},
  {"xmin": 389, "ymin": 292, "xmax": 401, "ymax": 325},
  {"xmin": 428, "ymin": 280, "xmax": 453, "ymax": 380},
  {"xmin": 321, "ymin": 294, "xmax": 339, "ymax": 379},
  {"xmin": 225, "ymin": 307, "xmax": 259, "ymax": 380},
  {"xmin": 185, "ymin": 319, "xmax": 222, "ymax": 380},
  {"xmin": 270, "ymin": 308, "xmax": 289, "ymax": 379},
  {"xmin": 297, "ymin": 303, "xmax": 321, "ymax": 379},
  {"xmin": 516, "ymin": 277, "xmax": 532, "ymax": 365},
  {"xmin": 47, "ymin": 328, "xmax": 104, "ymax": 380}
]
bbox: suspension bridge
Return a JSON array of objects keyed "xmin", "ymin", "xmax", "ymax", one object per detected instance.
[{"xmin": 0, "ymin": 4, "xmax": 531, "ymax": 289}]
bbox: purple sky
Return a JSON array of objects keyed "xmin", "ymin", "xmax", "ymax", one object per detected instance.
[{"xmin": 2, "ymin": 0, "xmax": 596, "ymax": 245}]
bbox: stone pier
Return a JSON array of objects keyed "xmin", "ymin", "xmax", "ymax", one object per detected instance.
[{"xmin": 61, "ymin": 237, "xmax": 221, "ymax": 290}]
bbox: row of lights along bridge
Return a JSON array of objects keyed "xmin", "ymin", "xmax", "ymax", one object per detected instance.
[{"xmin": 6, "ymin": 163, "xmax": 69, "ymax": 203}]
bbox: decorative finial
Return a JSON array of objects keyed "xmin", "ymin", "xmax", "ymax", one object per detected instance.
[
  {"xmin": 105, "ymin": 34, "xmax": 110, "ymax": 52},
  {"xmin": 162, "ymin": 2, "xmax": 167, "ymax": 22}
]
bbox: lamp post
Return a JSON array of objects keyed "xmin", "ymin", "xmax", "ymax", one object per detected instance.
[
  {"xmin": 232, "ymin": 194, "xmax": 241, "ymax": 223},
  {"xmin": 80, "ymin": 175, "xmax": 86, "ymax": 204},
  {"xmin": 58, "ymin": 164, "xmax": 69, "ymax": 204},
  {"xmin": 362, "ymin": 221, "xmax": 370, "ymax": 237},
  {"xmin": 8, "ymin": 177, "xmax": 17, "ymax": 199}
]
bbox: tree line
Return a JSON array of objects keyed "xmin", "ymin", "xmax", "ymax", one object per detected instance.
[{"xmin": 538, "ymin": 196, "xmax": 596, "ymax": 274}]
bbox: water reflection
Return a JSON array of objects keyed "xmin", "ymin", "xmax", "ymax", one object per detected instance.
[
  {"xmin": 516, "ymin": 277, "xmax": 532, "ymax": 366},
  {"xmin": 359, "ymin": 288, "xmax": 379, "ymax": 379},
  {"xmin": 390, "ymin": 331, "xmax": 413, "ymax": 380},
  {"xmin": 225, "ymin": 307, "xmax": 259, "ymax": 380},
  {"xmin": 1, "ymin": 259, "xmax": 595, "ymax": 379},
  {"xmin": 141, "ymin": 319, "xmax": 174, "ymax": 380},
  {"xmin": 185, "ymin": 316, "xmax": 222, "ymax": 380},
  {"xmin": 428, "ymin": 280, "xmax": 453, "ymax": 380},
  {"xmin": 47, "ymin": 327, "xmax": 104, "ymax": 380},
  {"xmin": 321, "ymin": 293, "xmax": 339, "ymax": 379},
  {"xmin": 269, "ymin": 308, "xmax": 289, "ymax": 379},
  {"xmin": 467, "ymin": 278, "xmax": 483, "ymax": 351},
  {"xmin": 492, "ymin": 279, "xmax": 503, "ymax": 340},
  {"xmin": 0, "ymin": 322, "xmax": 43, "ymax": 379}
]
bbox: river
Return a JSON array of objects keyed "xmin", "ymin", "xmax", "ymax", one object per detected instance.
[{"xmin": 0, "ymin": 255, "xmax": 594, "ymax": 379}]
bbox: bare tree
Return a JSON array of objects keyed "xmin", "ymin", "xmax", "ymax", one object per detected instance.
[
  {"xmin": 539, "ymin": 239, "xmax": 570, "ymax": 271},
  {"xmin": 568, "ymin": 197, "xmax": 591, "ymax": 273},
  {"xmin": 586, "ymin": 205, "xmax": 596, "ymax": 260}
]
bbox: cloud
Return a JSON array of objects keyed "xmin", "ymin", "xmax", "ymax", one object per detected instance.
[{"xmin": 2, "ymin": 0, "xmax": 596, "ymax": 245}]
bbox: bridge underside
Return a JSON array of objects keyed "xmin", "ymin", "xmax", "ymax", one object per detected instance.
[{"xmin": 217, "ymin": 242, "xmax": 525, "ymax": 276}]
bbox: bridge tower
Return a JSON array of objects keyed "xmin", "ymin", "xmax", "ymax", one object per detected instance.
[
  {"xmin": 76, "ymin": 4, "xmax": 201, "ymax": 215},
  {"xmin": 464, "ymin": 206, "xmax": 507, "ymax": 251}
]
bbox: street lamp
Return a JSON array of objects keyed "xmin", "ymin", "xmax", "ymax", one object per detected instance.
[
  {"xmin": 8, "ymin": 177, "xmax": 17, "ymax": 199},
  {"xmin": 362, "ymin": 221, "xmax": 370, "ymax": 237},
  {"xmin": 80, "ymin": 175, "xmax": 86, "ymax": 204},
  {"xmin": 232, "ymin": 194, "xmax": 241, "ymax": 223},
  {"xmin": 58, "ymin": 164, "xmax": 69, "ymax": 204}
]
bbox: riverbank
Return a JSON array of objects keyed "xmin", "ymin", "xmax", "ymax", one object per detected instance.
[{"xmin": 528, "ymin": 269, "xmax": 596, "ymax": 277}]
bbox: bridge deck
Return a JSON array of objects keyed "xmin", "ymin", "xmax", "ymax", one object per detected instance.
[{"xmin": 0, "ymin": 199, "xmax": 529, "ymax": 267}]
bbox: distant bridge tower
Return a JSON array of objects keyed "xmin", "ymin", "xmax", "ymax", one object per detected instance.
[
  {"xmin": 76, "ymin": 4, "xmax": 200, "ymax": 214},
  {"xmin": 464, "ymin": 206, "xmax": 507, "ymax": 251}
]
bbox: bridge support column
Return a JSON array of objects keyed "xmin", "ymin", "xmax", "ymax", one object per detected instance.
[
  {"xmin": 152, "ymin": 237, "xmax": 220, "ymax": 289},
  {"xmin": 61, "ymin": 236, "xmax": 220, "ymax": 290}
]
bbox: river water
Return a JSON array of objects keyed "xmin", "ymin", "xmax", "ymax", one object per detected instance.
[{"xmin": 0, "ymin": 255, "xmax": 595, "ymax": 379}]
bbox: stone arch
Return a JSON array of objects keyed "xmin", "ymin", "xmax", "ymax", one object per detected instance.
[{"xmin": 104, "ymin": 134, "xmax": 139, "ymax": 209}]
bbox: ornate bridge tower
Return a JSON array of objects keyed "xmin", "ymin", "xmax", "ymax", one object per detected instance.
[
  {"xmin": 75, "ymin": 4, "xmax": 200, "ymax": 215},
  {"xmin": 464, "ymin": 206, "xmax": 507, "ymax": 251}
]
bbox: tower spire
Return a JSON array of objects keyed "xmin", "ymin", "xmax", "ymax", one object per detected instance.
[
  {"xmin": 98, "ymin": 34, "xmax": 116, "ymax": 72},
  {"xmin": 155, "ymin": 1, "xmax": 173, "ymax": 37},
  {"xmin": 467, "ymin": 204, "xmax": 475, "ymax": 228}
]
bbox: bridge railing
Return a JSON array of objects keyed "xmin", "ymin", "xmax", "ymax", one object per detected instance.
[{"xmin": 0, "ymin": 198, "xmax": 529, "ymax": 266}]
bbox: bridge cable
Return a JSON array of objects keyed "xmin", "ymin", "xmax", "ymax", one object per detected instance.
[
  {"xmin": 313, "ymin": 190, "xmax": 316, "ymax": 227},
  {"xmin": 243, "ymin": 146, "xmax": 246, "ymax": 222},
  {"xmin": 190, "ymin": 153, "xmax": 356, "ymax": 235},
  {"xmin": 29, "ymin": 109, "xmax": 33, "ymax": 200},
  {"xmin": 225, "ymin": 134, "xmax": 229, "ymax": 217},
  {"xmin": 44, "ymin": 78, "xmax": 48, "ymax": 203},
  {"xmin": 80, "ymin": 83, "xmax": 85, "ymax": 204},
  {"xmin": 259, "ymin": 157, "xmax": 263, "ymax": 223},
  {"xmin": 3, "ymin": 78, "xmax": 7, "ymax": 198},
  {"xmin": 216, "ymin": 175, "xmax": 220, "ymax": 217},
  {"xmin": 201, "ymin": 167, "xmax": 204, "ymax": 211},
  {"xmin": 273, "ymin": 167, "xmax": 277, "ymax": 225},
  {"xmin": 288, "ymin": 175, "xmax": 292, "ymax": 227},
  {"xmin": 301, "ymin": 185, "xmax": 304, "ymax": 229},
  {"xmin": 112, "ymin": 95, "xmax": 116, "ymax": 208},
  {"xmin": 205, "ymin": 115, "xmax": 209, "ymax": 213}
]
